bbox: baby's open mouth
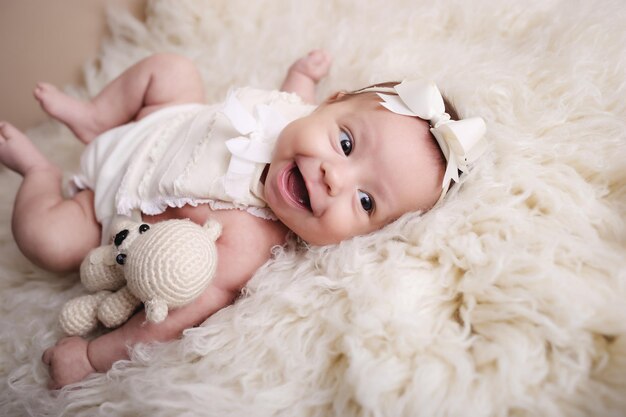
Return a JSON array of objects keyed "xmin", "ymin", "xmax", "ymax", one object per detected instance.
[{"xmin": 285, "ymin": 164, "xmax": 311, "ymax": 211}]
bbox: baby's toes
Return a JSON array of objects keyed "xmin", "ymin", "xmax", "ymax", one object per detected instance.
[
  {"xmin": 0, "ymin": 122, "xmax": 7, "ymax": 143},
  {"xmin": 0, "ymin": 121, "xmax": 19, "ymax": 142},
  {"xmin": 33, "ymin": 82, "xmax": 51, "ymax": 101}
]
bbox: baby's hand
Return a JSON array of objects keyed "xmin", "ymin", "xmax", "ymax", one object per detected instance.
[
  {"xmin": 42, "ymin": 336, "xmax": 96, "ymax": 389},
  {"xmin": 289, "ymin": 49, "xmax": 332, "ymax": 83}
]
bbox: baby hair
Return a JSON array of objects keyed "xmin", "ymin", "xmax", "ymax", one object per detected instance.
[{"xmin": 347, "ymin": 81, "xmax": 459, "ymax": 120}]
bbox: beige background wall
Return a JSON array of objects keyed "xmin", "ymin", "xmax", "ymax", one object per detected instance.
[{"xmin": 0, "ymin": 0, "xmax": 145, "ymax": 130}]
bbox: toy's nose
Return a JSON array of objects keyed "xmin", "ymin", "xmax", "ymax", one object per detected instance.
[{"xmin": 114, "ymin": 229, "xmax": 129, "ymax": 246}]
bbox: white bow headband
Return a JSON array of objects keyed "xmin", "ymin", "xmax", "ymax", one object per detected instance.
[{"xmin": 363, "ymin": 80, "xmax": 487, "ymax": 204}]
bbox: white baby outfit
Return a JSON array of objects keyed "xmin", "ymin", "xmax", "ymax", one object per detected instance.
[{"xmin": 72, "ymin": 87, "xmax": 315, "ymax": 243}]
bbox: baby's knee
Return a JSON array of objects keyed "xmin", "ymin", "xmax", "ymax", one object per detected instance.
[
  {"xmin": 143, "ymin": 53, "xmax": 204, "ymax": 102},
  {"xmin": 147, "ymin": 53, "xmax": 201, "ymax": 81},
  {"xmin": 12, "ymin": 218, "xmax": 97, "ymax": 273}
]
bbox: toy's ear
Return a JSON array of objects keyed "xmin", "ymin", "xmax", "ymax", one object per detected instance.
[
  {"xmin": 203, "ymin": 219, "xmax": 223, "ymax": 241},
  {"xmin": 110, "ymin": 215, "xmax": 137, "ymax": 235}
]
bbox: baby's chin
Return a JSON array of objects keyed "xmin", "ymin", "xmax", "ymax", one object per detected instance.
[
  {"xmin": 294, "ymin": 233, "xmax": 345, "ymax": 246},
  {"xmin": 287, "ymin": 220, "xmax": 379, "ymax": 246},
  {"xmin": 275, "ymin": 218, "xmax": 344, "ymax": 246}
]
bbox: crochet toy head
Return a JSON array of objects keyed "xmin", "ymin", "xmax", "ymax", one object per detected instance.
[
  {"xmin": 114, "ymin": 218, "xmax": 222, "ymax": 320},
  {"xmin": 59, "ymin": 218, "xmax": 222, "ymax": 336}
]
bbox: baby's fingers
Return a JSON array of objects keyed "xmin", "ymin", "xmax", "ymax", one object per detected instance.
[{"xmin": 293, "ymin": 49, "xmax": 332, "ymax": 82}]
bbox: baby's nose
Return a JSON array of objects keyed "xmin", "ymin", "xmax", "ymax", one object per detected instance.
[{"xmin": 321, "ymin": 161, "xmax": 347, "ymax": 196}]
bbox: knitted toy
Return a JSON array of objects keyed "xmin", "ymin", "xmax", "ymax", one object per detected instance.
[{"xmin": 59, "ymin": 218, "xmax": 222, "ymax": 336}]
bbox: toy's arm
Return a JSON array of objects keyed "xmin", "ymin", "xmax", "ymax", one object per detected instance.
[
  {"xmin": 43, "ymin": 284, "xmax": 233, "ymax": 389},
  {"xmin": 88, "ymin": 283, "xmax": 234, "ymax": 372},
  {"xmin": 280, "ymin": 49, "xmax": 332, "ymax": 104}
]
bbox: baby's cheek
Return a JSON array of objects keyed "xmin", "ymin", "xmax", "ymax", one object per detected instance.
[
  {"xmin": 315, "ymin": 216, "xmax": 358, "ymax": 245},
  {"xmin": 274, "ymin": 120, "xmax": 301, "ymax": 152}
]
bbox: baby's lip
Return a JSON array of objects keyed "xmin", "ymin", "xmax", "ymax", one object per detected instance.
[
  {"xmin": 297, "ymin": 159, "xmax": 325, "ymax": 218},
  {"xmin": 280, "ymin": 161, "xmax": 312, "ymax": 212}
]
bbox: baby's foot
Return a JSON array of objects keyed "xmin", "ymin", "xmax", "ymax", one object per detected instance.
[
  {"xmin": 289, "ymin": 49, "xmax": 332, "ymax": 83},
  {"xmin": 33, "ymin": 83, "xmax": 101, "ymax": 144},
  {"xmin": 0, "ymin": 121, "xmax": 56, "ymax": 176}
]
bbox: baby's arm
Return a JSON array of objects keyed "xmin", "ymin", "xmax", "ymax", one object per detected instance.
[
  {"xmin": 43, "ymin": 284, "xmax": 233, "ymax": 389},
  {"xmin": 280, "ymin": 49, "xmax": 332, "ymax": 104},
  {"xmin": 43, "ymin": 209, "xmax": 286, "ymax": 389},
  {"xmin": 89, "ymin": 284, "xmax": 233, "ymax": 371}
]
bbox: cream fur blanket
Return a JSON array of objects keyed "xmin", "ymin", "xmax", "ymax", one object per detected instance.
[{"xmin": 1, "ymin": 1, "xmax": 625, "ymax": 416}]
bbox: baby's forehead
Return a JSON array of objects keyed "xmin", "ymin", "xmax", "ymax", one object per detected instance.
[
  {"xmin": 331, "ymin": 93, "xmax": 429, "ymax": 127},
  {"xmin": 353, "ymin": 101, "xmax": 431, "ymax": 140},
  {"xmin": 322, "ymin": 92, "xmax": 436, "ymax": 161},
  {"xmin": 342, "ymin": 100, "xmax": 442, "ymax": 213}
]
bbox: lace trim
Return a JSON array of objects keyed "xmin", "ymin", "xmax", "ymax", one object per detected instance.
[{"xmin": 117, "ymin": 195, "xmax": 276, "ymax": 221}]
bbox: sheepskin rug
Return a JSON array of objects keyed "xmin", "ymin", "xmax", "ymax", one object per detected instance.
[{"xmin": 1, "ymin": 0, "xmax": 625, "ymax": 416}]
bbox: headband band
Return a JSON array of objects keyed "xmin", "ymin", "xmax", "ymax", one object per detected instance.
[{"xmin": 362, "ymin": 80, "xmax": 487, "ymax": 205}]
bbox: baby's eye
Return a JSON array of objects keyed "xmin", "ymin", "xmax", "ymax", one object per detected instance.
[
  {"xmin": 358, "ymin": 190, "xmax": 374, "ymax": 213},
  {"xmin": 339, "ymin": 130, "xmax": 353, "ymax": 156}
]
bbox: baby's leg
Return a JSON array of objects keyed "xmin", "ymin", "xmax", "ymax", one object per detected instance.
[
  {"xmin": 34, "ymin": 53, "xmax": 206, "ymax": 144},
  {"xmin": 0, "ymin": 122, "xmax": 100, "ymax": 272}
]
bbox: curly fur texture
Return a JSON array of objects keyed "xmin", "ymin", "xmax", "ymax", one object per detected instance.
[{"xmin": 1, "ymin": 0, "xmax": 625, "ymax": 416}]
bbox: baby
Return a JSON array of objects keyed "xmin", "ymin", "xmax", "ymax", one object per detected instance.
[{"xmin": 0, "ymin": 50, "xmax": 485, "ymax": 388}]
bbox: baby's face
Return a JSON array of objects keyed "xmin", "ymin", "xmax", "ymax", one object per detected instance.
[{"xmin": 264, "ymin": 94, "xmax": 443, "ymax": 245}]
